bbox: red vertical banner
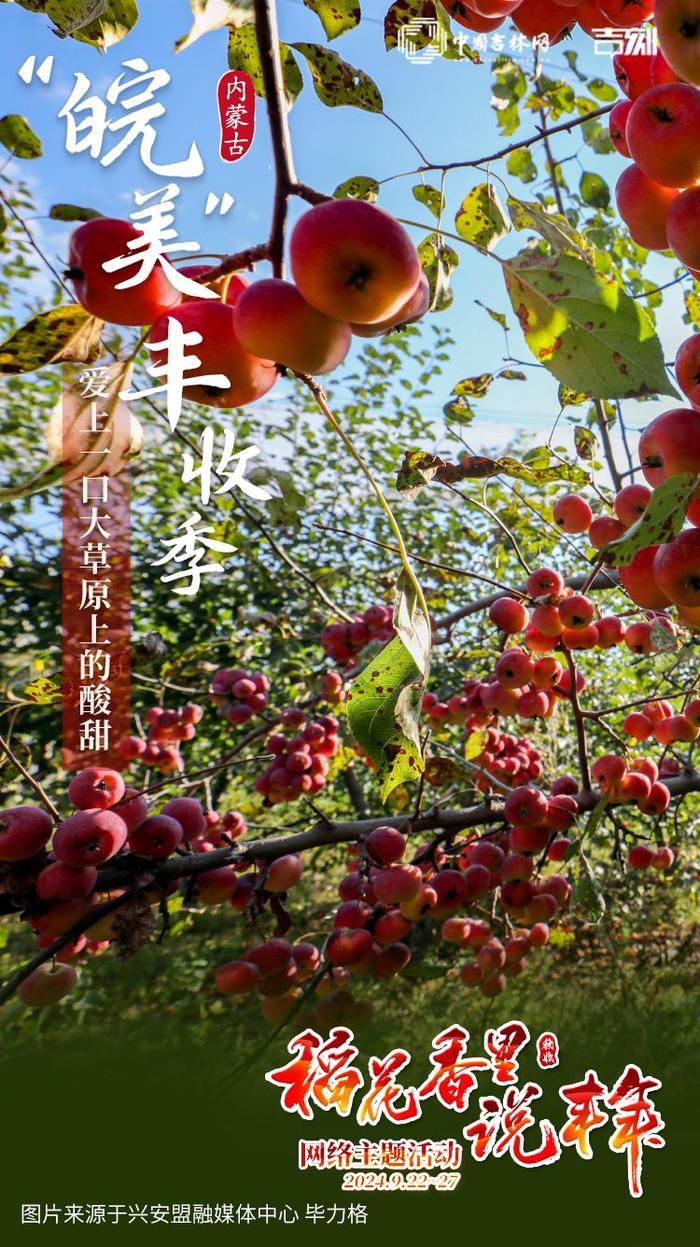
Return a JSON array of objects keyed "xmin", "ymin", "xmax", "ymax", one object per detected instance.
[
  {"xmin": 217, "ymin": 69, "xmax": 256, "ymax": 163},
  {"xmin": 61, "ymin": 362, "xmax": 135, "ymax": 771}
]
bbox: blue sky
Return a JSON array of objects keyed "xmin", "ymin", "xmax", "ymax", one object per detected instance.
[{"xmin": 0, "ymin": 0, "xmax": 687, "ymax": 461}]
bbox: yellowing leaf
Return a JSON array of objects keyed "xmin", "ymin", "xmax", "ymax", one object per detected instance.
[
  {"xmin": 229, "ymin": 23, "xmax": 303, "ymax": 104},
  {"xmin": 24, "ymin": 677, "xmax": 61, "ymax": 705},
  {"xmin": 0, "ymin": 114, "xmax": 42, "ymax": 159},
  {"xmin": 602, "ymin": 473, "xmax": 698, "ymax": 567},
  {"xmin": 303, "ymin": 0, "xmax": 360, "ymax": 40},
  {"xmin": 503, "ymin": 250, "xmax": 677, "ymax": 400},
  {"xmin": 465, "ymin": 729, "xmax": 488, "ymax": 760},
  {"xmin": 334, "ymin": 175, "xmax": 379, "ymax": 202},
  {"xmin": 0, "ymin": 306, "xmax": 103, "ymax": 375},
  {"xmin": 292, "ymin": 42, "xmax": 382, "ymax": 111},
  {"xmin": 455, "ymin": 183, "xmax": 510, "ymax": 252}
]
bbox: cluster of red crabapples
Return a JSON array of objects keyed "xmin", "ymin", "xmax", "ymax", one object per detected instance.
[
  {"xmin": 610, "ymin": 38, "xmax": 700, "ymax": 264},
  {"xmin": 549, "ymin": 388, "xmax": 700, "ymax": 646},
  {"xmin": 67, "ymin": 196, "xmax": 428, "ymax": 409},
  {"xmin": 321, "ymin": 603, "xmax": 396, "ymax": 666},
  {"xmin": 487, "ymin": 564, "xmax": 633, "ymax": 660},
  {"xmin": 116, "ymin": 702, "xmax": 204, "ymax": 773},
  {"xmin": 0, "ymin": 779, "xmax": 256, "ymax": 1008},
  {"xmin": 622, "ymin": 696, "xmax": 700, "ymax": 745},
  {"xmin": 320, "ymin": 810, "xmax": 572, "ymax": 1001},
  {"xmin": 425, "ymin": 725, "xmax": 544, "ymax": 794},
  {"xmin": 214, "ymin": 933, "xmax": 375, "ymax": 1031},
  {"xmin": 254, "ymin": 708, "xmax": 340, "ymax": 804},
  {"xmin": 211, "ymin": 666, "xmax": 271, "ymax": 725}
]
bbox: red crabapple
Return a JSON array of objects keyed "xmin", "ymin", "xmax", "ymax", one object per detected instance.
[
  {"xmin": 0, "ymin": 805, "xmax": 53, "ymax": 861},
  {"xmin": 215, "ymin": 961, "xmax": 260, "ymax": 995},
  {"xmin": 504, "ymin": 785, "xmax": 548, "ymax": 827},
  {"xmin": 526, "ymin": 567, "xmax": 565, "ymax": 598},
  {"xmin": 68, "ymin": 768, "xmax": 125, "ymax": 811},
  {"xmin": 374, "ymin": 943, "xmax": 411, "ymax": 979},
  {"xmin": 372, "ymin": 864, "xmax": 422, "ymax": 905},
  {"xmin": 553, "ymin": 494, "xmax": 593, "ymax": 534},
  {"xmin": 652, "ymin": 846, "xmax": 675, "ymax": 870},
  {"xmin": 246, "ymin": 939, "xmax": 293, "ymax": 977},
  {"xmin": 326, "ymin": 928, "xmax": 374, "ymax": 966},
  {"xmin": 160, "ymin": 797, "xmax": 206, "ymax": 840},
  {"xmin": 127, "ymin": 814, "xmax": 183, "ymax": 859},
  {"xmin": 54, "ymin": 809, "xmax": 127, "ymax": 866},
  {"xmin": 266, "ymin": 853, "xmax": 304, "ymax": 892},
  {"xmin": 197, "ymin": 867, "xmax": 239, "ymax": 904},
  {"xmin": 36, "ymin": 862, "xmax": 97, "ymax": 901},
  {"xmin": 18, "ymin": 962, "xmax": 78, "ymax": 1008},
  {"xmin": 365, "ymin": 825, "xmax": 406, "ymax": 865},
  {"xmin": 374, "ymin": 910, "xmax": 412, "ymax": 945},
  {"xmin": 628, "ymin": 843, "xmax": 654, "ymax": 870},
  {"xmin": 460, "ymin": 962, "xmax": 483, "ymax": 987},
  {"xmin": 489, "ymin": 597, "xmax": 529, "ymax": 633}
]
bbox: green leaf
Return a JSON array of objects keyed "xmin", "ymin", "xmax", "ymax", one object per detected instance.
[
  {"xmin": 393, "ymin": 570, "xmax": 431, "ymax": 682},
  {"xmin": 455, "ymin": 183, "xmax": 510, "ymax": 252},
  {"xmin": 579, "ymin": 171, "xmax": 610, "ymax": 209},
  {"xmin": 249, "ymin": 468, "xmax": 306, "ymax": 530},
  {"xmin": 564, "ymin": 50, "xmax": 586, "ymax": 82},
  {"xmin": 396, "ymin": 449, "xmax": 450, "ymax": 499},
  {"xmin": 442, "ymin": 395, "xmax": 475, "ymax": 425},
  {"xmin": 67, "ymin": 0, "xmax": 139, "ymax": 48},
  {"xmin": 494, "ymin": 454, "xmax": 589, "ymax": 488},
  {"xmin": 506, "ymin": 148, "xmax": 537, "ymax": 184},
  {"xmin": 503, "ymin": 250, "xmax": 678, "ymax": 400},
  {"xmin": 507, "ymin": 195, "xmax": 592, "ymax": 261},
  {"xmin": 587, "ymin": 78, "xmax": 617, "ymax": 102},
  {"xmin": 229, "ymin": 23, "xmax": 303, "ymax": 105},
  {"xmin": 651, "ymin": 618, "xmax": 679, "ymax": 652},
  {"xmin": 396, "ymin": 449, "xmax": 589, "ymax": 493},
  {"xmin": 601, "ymin": 473, "xmax": 698, "ymax": 567},
  {"xmin": 292, "ymin": 42, "xmax": 382, "ymax": 111},
  {"xmin": 346, "ymin": 636, "xmax": 425, "ymax": 803},
  {"xmin": 303, "ymin": 0, "xmax": 360, "ymax": 39},
  {"xmin": 532, "ymin": 75, "xmax": 575, "ymax": 121},
  {"xmin": 0, "ymin": 115, "xmax": 42, "ymax": 160},
  {"xmin": 418, "ymin": 234, "xmax": 458, "ymax": 312},
  {"xmin": 413, "ymin": 184, "xmax": 444, "ymax": 220},
  {"xmin": 573, "ymin": 851, "xmax": 606, "ymax": 924},
  {"xmin": 45, "ymin": 0, "xmax": 109, "ymax": 36},
  {"xmin": 581, "ymin": 118, "xmax": 614, "ymax": 156},
  {"xmin": 175, "ymin": 0, "xmax": 252, "ymax": 52},
  {"xmin": 333, "ymin": 175, "xmax": 379, "ymax": 202},
  {"xmin": 49, "ymin": 203, "xmax": 102, "ymax": 222},
  {"xmin": 0, "ymin": 307, "xmax": 103, "ymax": 375},
  {"xmin": 475, "ymin": 300, "xmax": 509, "ymax": 332},
  {"xmin": 453, "ymin": 373, "xmax": 494, "ymax": 399}
]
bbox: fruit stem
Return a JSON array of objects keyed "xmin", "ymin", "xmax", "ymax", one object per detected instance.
[
  {"xmin": 562, "ymin": 647, "xmax": 592, "ymax": 791},
  {"xmin": 0, "ymin": 732, "xmax": 60, "ymax": 819},
  {"xmin": 300, "ymin": 375, "xmax": 432, "ymax": 657}
]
